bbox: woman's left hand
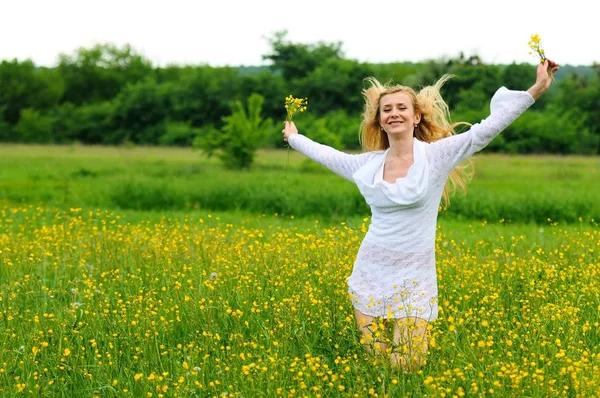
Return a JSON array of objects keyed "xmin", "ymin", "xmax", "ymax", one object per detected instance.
[
  {"xmin": 528, "ymin": 59, "xmax": 560, "ymax": 100},
  {"xmin": 537, "ymin": 59, "xmax": 560, "ymax": 90}
]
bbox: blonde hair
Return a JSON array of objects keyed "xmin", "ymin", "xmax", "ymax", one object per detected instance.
[{"xmin": 359, "ymin": 74, "xmax": 473, "ymax": 207}]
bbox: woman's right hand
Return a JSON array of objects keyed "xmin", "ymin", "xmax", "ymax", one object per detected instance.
[{"xmin": 282, "ymin": 121, "xmax": 298, "ymax": 142}]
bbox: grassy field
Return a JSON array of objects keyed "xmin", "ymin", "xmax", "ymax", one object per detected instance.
[
  {"xmin": 0, "ymin": 144, "xmax": 598, "ymax": 223},
  {"xmin": 1, "ymin": 144, "xmax": 599, "ymax": 397}
]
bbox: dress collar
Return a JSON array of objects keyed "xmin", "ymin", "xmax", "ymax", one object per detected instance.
[{"xmin": 353, "ymin": 140, "xmax": 429, "ymax": 208}]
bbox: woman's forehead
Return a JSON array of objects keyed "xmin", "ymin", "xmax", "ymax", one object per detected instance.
[{"xmin": 380, "ymin": 91, "xmax": 412, "ymax": 106}]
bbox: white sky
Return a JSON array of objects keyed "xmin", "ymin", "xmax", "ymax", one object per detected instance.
[{"xmin": 1, "ymin": 0, "xmax": 597, "ymax": 67}]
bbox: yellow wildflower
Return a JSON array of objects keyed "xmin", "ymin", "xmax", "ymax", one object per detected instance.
[
  {"xmin": 284, "ymin": 95, "xmax": 308, "ymax": 122},
  {"xmin": 528, "ymin": 33, "xmax": 547, "ymax": 63}
]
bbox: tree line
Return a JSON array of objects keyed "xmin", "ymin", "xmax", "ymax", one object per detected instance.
[{"xmin": 1, "ymin": 31, "xmax": 599, "ymax": 165}]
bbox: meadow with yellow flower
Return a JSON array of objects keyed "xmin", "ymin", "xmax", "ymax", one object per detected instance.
[{"xmin": 0, "ymin": 144, "xmax": 599, "ymax": 397}]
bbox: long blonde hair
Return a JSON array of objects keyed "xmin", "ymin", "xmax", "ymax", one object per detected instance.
[{"xmin": 359, "ymin": 74, "xmax": 472, "ymax": 207}]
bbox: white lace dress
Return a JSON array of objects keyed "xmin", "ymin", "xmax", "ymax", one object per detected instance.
[{"xmin": 288, "ymin": 87, "xmax": 534, "ymax": 320}]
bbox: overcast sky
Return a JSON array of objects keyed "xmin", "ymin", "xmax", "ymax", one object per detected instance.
[{"xmin": 1, "ymin": 0, "xmax": 597, "ymax": 67}]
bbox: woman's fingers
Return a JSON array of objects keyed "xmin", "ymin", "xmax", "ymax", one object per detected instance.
[
  {"xmin": 282, "ymin": 121, "xmax": 297, "ymax": 141},
  {"xmin": 545, "ymin": 59, "xmax": 560, "ymax": 74}
]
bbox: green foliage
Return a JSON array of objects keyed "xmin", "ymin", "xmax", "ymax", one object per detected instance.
[
  {"xmin": 364, "ymin": 62, "xmax": 420, "ymax": 85},
  {"xmin": 444, "ymin": 63, "xmax": 503, "ymax": 110},
  {"xmin": 552, "ymin": 70, "xmax": 600, "ymax": 154},
  {"xmin": 285, "ymin": 111, "xmax": 349, "ymax": 150},
  {"xmin": 194, "ymin": 93, "xmax": 273, "ymax": 169},
  {"xmin": 296, "ymin": 58, "xmax": 372, "ymax": 116},
  {"xmin": 49, "ymin": 102, "xmax": 79, "ymax": 143},
  {"xmin": 14, "ymin": 108, "xmax": 55, "ymax": 143},
  {"xmin": 71, "ymin": 101, "xmax": 116, "ymax": 144},
  {"xmin": 501, "ymin": 108, "xmax": 597, "ymax": 154},
  {"xmin": 263, "ymin": 30, "xmax": 344, "ymax": 80},
  {"xmin": 0, "ymin": 39, "xmax": 598, "ymax": 153},
  {"xmin": 321, "ymin": 109, "xmax": 362, "ymax": 149},
  {"xmin": 57, "ymin": 43, "xmax": 153, "ymax": 105},
  {"xmin": 111, "ymin": 78, "xmax": 168, "ymax": 144},
  {"xmin": 159, "ymin": 121, "xmax": 201, "ymax": 146},
  {"xmin": 0, "ymin": 109, "xmax": 11, "ymax": 141},
  {"xmin": 192, "ymin": 124, "xmax": 222, "ymax": 157},
  {"xmin": 166, "ymin": 66, "xmax": 247, "ymax": 128},
  {"xmin": 502, "ymin": 63, "xmax": 536, "ymax": 92},
  {"xmin": 0, "ymin": 60, "xmax": 63, "ymax": 125},
  {"xmin": 238, "ymin": 70, "xmax": 287, "ymax": 122}
]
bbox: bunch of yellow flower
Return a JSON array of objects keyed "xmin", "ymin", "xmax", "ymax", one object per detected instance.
[
  {"xmin": 528, "ymin": 34, "xmax": 546, "ymax": 63},
  {"xmin": 284, "ymin": 95, "xmax": 308, "ymax": 122},
  {"xmin": 283, "ymin": 95, "xmax": 308, "ymax": 178}
]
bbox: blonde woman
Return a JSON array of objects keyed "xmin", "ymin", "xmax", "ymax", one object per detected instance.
[{"xmin": 282, "ymin": 59, "xmax": 559, "ymax": 370}]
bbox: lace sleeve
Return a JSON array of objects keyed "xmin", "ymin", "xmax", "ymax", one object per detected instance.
[
  {"xmin": 287, "ymin": 134, "xmax": 374, "ymax": 181},
  {"xmin": 428, "ymin": 87, "xmax": 535, "ymax": 175}
]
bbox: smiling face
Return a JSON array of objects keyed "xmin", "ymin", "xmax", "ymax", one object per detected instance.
[{"xmin": 379, "ymin": 91, "xmax": 421, "ymax": 137}]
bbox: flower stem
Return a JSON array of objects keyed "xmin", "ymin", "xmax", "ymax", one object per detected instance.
[
  {"xmin": 286, "ymin": 145, "xmax": 290, "ymax": 179},
  {"xmin": 285, "ymin": 116, "xmax": 291, "ymax": 179}
]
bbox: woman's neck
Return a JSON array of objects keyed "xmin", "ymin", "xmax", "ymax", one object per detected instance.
[{"xmin": 387, "ymin": 135, "xmax": 413, "ymax": 159}]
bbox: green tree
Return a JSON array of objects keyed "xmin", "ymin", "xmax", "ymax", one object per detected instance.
[
  {"xmin": 50, "ymin": 102, "xmax": 78, "ymax": 143},
  {"xmin": 167, "ymin": 66, "xmax": 245, "ymax": 128},
  {"xmin": 552, "ymin": 69, "xmax": 600, "ymax": 153},
  {"xmin": 502, "ymin": 107, "xmax": 597, "ymax": 154},
  {"xmin": 195, "ymin": 93, "xmax": 273, "ymax": 169},
  {"xmin": 71, "ymin": 101, "xmax": 116, "ymax": 144},
  {"xmin": 238, "ymin": 70, "xmax": 288, "ymax": 123},
  {"xmin": 502, "ymin": 63, "xmax": 535, "ymax": 92},
  {"xmin": 571, "ymin": 65, "xmax": 600, "ymax": 154},
  {"xmin": 365, "ymin": 62, "xmax": 420, "ymax": 90},
  {"xmin": 0, "ymin": 60, "xmax": 63, "ymax": 125},
  {"xmin": 111, "ymin": 78, "xmax": 168, "ymax": 144},
  {"xmin": 291, "ymin": 112, "xmax": 343, "ymax": 150},
  {"xmin": 14, "ymin": 108, "xmax": 55, "ymax": 143},
  {"xmin": 58, "ymin": 43, "xmax": 153, "ymax": 105},
  {"xmin": 263, "ymin": 31, "xmax": 344, "ymax": 80},
  {"xmin": 445, "ymin": 62, "xmax": 503, "ymax": 110},
  {"xmin": 585, "ymin": 65, "xmax": 600, "ymax": 153},
  {"xmin": 297, "ymin": 58, "xmax": 372, "ymax": 116},
  {"xmin": 0, "ymin": 108, "xmax": 11, "ymax": 141}
]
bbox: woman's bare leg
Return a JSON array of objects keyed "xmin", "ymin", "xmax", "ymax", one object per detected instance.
[
  {"xmin": 354, "ymin": 309, "xmax": 389, "ymax": 356},
  {"xmin": 391, "ymin": 317, "xmax": 429, "ymax": 371}
]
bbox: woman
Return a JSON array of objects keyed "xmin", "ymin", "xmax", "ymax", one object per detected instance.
[{"xmin": 282, "ymin": 59, "xmax": 559, "ymax": 370}]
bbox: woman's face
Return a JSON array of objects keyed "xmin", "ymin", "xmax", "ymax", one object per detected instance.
[{"xmin": 379, "ymin": 91, "xmax": 421, "ymax": 136}]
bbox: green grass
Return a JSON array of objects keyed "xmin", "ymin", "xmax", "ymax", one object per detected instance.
[{"xmin": 0, "ymin": 144, "xmax": 598, "ymax": 224}]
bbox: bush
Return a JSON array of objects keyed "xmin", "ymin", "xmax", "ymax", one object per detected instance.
[{"xmin": 14, "ymin": 108, "xmax": 55, "ymax": 143}]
